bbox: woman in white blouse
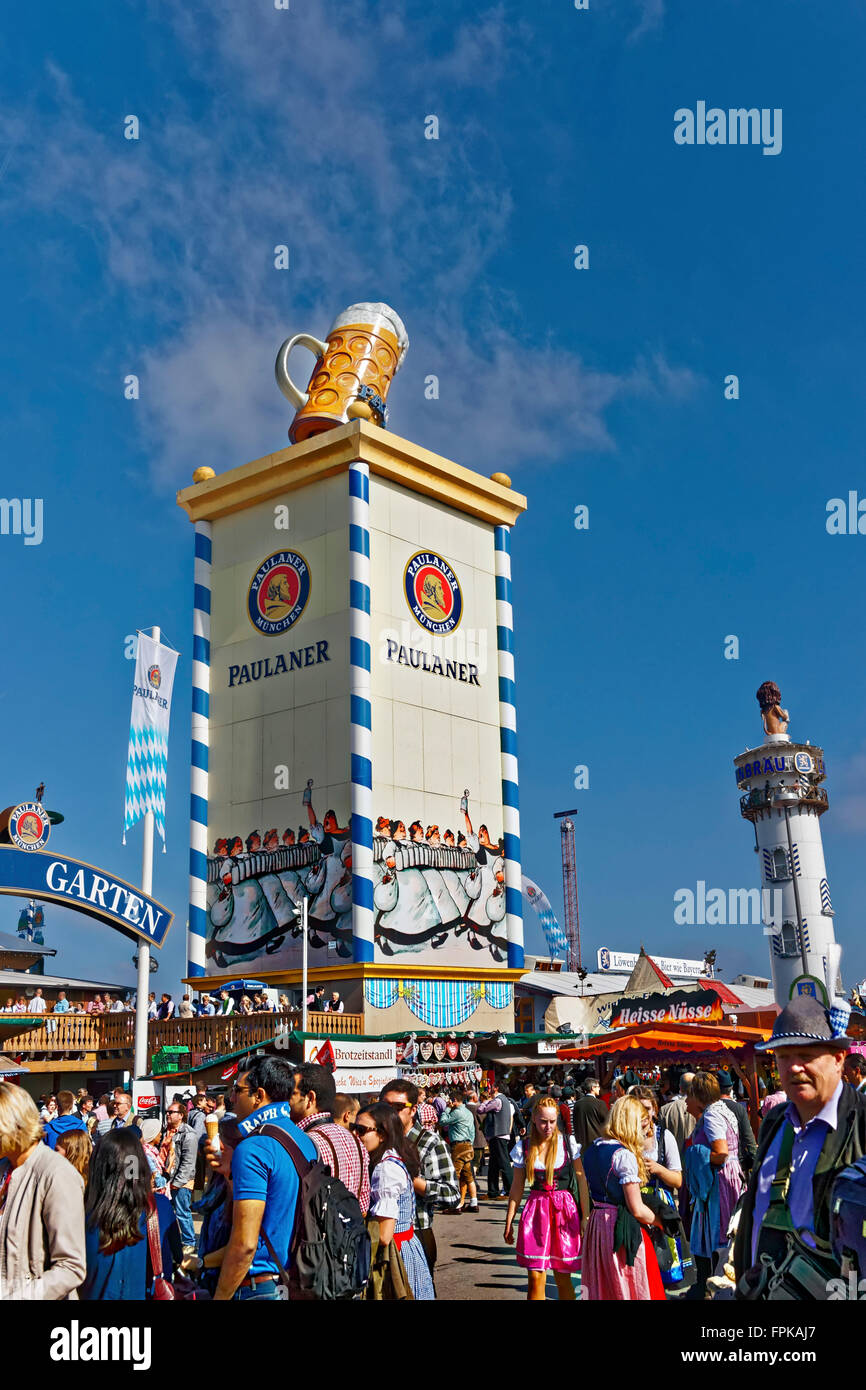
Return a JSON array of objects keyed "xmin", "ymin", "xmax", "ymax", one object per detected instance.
[{"xmin": 354, "ymin": 1102, "xmax": 434, "ymax": 1300}]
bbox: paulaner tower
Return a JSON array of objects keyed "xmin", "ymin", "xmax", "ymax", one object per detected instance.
[
  {"xmin": 735, "ymin": 682, "xmax": 839, "ymax": 1008},
  {"xmin": 176, "ymin": 304, "xmax": 527, "ymax": 1037}
]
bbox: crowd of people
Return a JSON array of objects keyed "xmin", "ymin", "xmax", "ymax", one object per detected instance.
[
  {"xmin": 1, "ymin": 989, "xmax": 133, "ymax": 1016},
  {"xmin": 1, "ymin": 987, "xmax": 317, "ymax": 1021},
  {"xmin": 488, "ymin": 994, "xmax": 866, "ymax": 1301},
  {"xmin": 147, "ymin": 988, "xmax": 342, "ymax": 1018},
  {"xmin": 2, "ymin": 994, "xmax": 865, "ymax": 1302},
  {"xmin": 0, "ymin": 1063, "xmax": 464, "ymax": 1301}
]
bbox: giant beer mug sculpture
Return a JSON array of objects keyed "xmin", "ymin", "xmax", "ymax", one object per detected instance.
[{"xmin": 275, "ymin": 301, "xmax": 409, "ymax": 443}]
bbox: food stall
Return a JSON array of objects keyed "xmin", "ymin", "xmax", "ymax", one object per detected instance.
[{"xmin": 556, "ymin": 1017, "xmax": 773, "ymax": 1131}]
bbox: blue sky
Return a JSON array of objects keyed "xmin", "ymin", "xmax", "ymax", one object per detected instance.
[{"xmin": 2, "ymin": 0, "xmax": 865, "ymax": 994}]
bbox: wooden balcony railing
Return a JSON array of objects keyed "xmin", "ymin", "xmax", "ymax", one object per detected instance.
[
  {"xmin": 0, "ymin": 1013, "xmax": 120, "ymax": 1058},
  {"xmin": 149, "ymin": 1012, "xmax": 301, "ymax": 1063},
  {"xmin": 0, "ymin": 1008, "xmax": 364, "ymax": 1069}
]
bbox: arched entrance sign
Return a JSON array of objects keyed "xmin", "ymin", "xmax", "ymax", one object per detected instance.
[{"xmin": 0, "ymin": 847, "xmax": 173, "ymax": 947}]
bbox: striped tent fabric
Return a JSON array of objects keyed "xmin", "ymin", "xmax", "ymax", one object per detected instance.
[
  {"xmin": 484, "ymin": 981, "xmax": 513, "ymax": 1011},
  {"xmin": 364, "ymin": 978, "xmax": 513, "ymax": 1029}
]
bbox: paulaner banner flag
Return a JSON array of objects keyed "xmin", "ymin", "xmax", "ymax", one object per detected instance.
[
  {"xmin": 522, "ymin": 875, "xmax": 569, "ymax": 960},
  {"xmin": 123, "ymin": 631, "xmax": 179, "ymax": 844}
]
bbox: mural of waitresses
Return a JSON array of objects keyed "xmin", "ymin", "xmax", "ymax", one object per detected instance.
[
  {"xmin": 371, "ymin": 809, "xmax": 507, "ymax": 963},
  {"xmin": 204, "ymin": 783, "xmax": 507, "ymax": 970}
]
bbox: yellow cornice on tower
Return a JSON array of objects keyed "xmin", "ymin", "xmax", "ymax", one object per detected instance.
[
  {"xmin": 182, "ymin": 963, "xmax": 526, "ymax": 990},
  {"xmin": 176, "ymin": 420, "xmax": 527, "ymax": 528}
]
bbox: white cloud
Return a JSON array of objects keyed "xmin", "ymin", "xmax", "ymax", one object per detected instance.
[
  {"xmin": 0, "ymin": 0, "xmax": 695, "ymax": 483},
  {"xmin": 628, "ymin": 0, "xmax": 665, "ymax": 43}
]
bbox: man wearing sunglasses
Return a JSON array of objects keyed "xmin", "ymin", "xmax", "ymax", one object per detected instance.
[
  {"xmin": 213, "ymin": 1056, "xmax": 317, "ymax": 1301},
  {"xmin": 378, "ymin": 1078, "xmax": 459, "ymax": 1286}
]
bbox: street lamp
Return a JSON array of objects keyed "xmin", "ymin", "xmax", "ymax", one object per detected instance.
[{"xmin": 294, "ymin": 896, "xmax": 310, "ymax": 1032}]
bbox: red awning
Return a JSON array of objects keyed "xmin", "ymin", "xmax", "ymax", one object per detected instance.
[{"xmin": 556, "ymin": 1019, "xmax": 770, "ymax": 1061}]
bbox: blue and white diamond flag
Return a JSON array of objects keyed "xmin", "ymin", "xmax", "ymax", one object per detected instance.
[
  {"xmin": 522, "ymin": 874, "xmax": 569, "ymax": 960},
  {"xmin": 123, "ymin": 632, "xmax": 179, "ymax": 844}
]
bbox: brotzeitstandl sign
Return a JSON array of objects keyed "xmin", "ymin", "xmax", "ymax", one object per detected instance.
[{"xmin": 303, "ymin": 1039, "xmax": 397, "ymax": 1068}]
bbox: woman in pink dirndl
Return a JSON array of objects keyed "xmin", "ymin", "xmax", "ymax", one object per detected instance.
[{"xmin": 503, "ymin": 1095, "xmax": 589, "ymax": 1300}]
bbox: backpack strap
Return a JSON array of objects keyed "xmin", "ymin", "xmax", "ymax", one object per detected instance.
[
  {"xmin": 315, "ymin": 1130, "xmax": 342, "ymax": 1185},
  {"xmin": 258, "ymin": 1227, "xmax": 292, "ymax": 1294},
  {"xmin": 768, "ymin": 1122, "xmax": 796, "ymax": 1212},
  {"xmin": 257, "ymin": 1122, "xmax": 316, "ymax": 1177},
  {"xmin": 251, "ymin": 1123, "xmax": 316, "ymax": 1293}
]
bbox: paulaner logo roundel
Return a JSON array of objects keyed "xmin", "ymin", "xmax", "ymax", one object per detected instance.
[
  {"xmin": 404, "ymin": 551, "xmax": 463, "ymax": 635},
  {"xmin": 248, "ymin": 550, "xmax": 311, "ymax": 636},
  {"xmin": 147, "ymin": 665, "xmax": 161, "ymax": 689},
  {"xmin": 9, "ymin": 802, "xmax": 51, "ymax": 852}
]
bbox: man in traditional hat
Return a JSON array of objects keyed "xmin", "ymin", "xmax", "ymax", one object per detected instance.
[{"xmin": 733, "ymin": 995, "xmax": 866, "ymax": 1297}]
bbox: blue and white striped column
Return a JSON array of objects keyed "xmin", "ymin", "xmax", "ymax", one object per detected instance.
[
  {"xmin": 349, "ymin": 461, "xmax": 375, "ymax": 963},
  {"xmin": 187, "ymin": 520, "xmax": 212, "ymax": 979},
  {"xmin": 494, "ymin": 525, "xmax": 524, "ymax": 970}
]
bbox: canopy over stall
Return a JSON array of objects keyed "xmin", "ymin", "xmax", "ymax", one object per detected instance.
[{"xmin": 556, "ymin": 1019, "xmax": 772, "ymax": 1131}]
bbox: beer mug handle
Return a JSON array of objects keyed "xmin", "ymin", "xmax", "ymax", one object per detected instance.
[{"xmin": 274, "ymin": 333, "xmax": 330, "ymax": 410}]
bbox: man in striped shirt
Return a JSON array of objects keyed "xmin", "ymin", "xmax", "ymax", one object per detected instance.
[{"xmin": 289, "ymin": 1063, "xmax": 370, "ymax": 1214}]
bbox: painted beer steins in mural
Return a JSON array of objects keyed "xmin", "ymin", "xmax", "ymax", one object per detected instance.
[{"xmin": 204, "ymin": 787, "xmax": 507, "ymax": 970}]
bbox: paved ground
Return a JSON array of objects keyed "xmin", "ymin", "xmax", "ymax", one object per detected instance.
[{"xmin": 433, "ymin": 1195, "xmax": 581, "ymax": 1302}]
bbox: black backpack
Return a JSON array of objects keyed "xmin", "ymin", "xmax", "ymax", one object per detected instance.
[{"xmin": 253, "ymin": 1122, "xmax": 371, "ymax": 1300}]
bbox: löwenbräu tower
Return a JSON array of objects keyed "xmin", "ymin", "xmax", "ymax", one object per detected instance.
[{"xmin": 735, "ymin": 682, "xmax": 840, "ymax": 1008}]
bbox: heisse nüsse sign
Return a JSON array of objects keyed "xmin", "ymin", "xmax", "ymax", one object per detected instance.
[
  {"xmin": 609, "ymin": 989, "xmax": 724, "ymax": 1029},
  {"xmin": 0, "ymin": 847, "xmax": 173, "ymax": 947}
]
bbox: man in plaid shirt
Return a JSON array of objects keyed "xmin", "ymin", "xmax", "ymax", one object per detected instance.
[
  {"xmin": 379, "ymin": 1078, "xmax": 459, "ymax": 1286},
  {"xmin": 289, "ymin": 1063, "xmax": 371, "ymax": 1214}
]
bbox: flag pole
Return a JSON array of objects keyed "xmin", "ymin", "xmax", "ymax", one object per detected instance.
[
  {"xmin": 134, "ymin": 625, "xmax": 158, "ymax": 1081},
  {"xmin": 301, "ymin": 894, "xmax": 309, "ymax": 1033}
]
